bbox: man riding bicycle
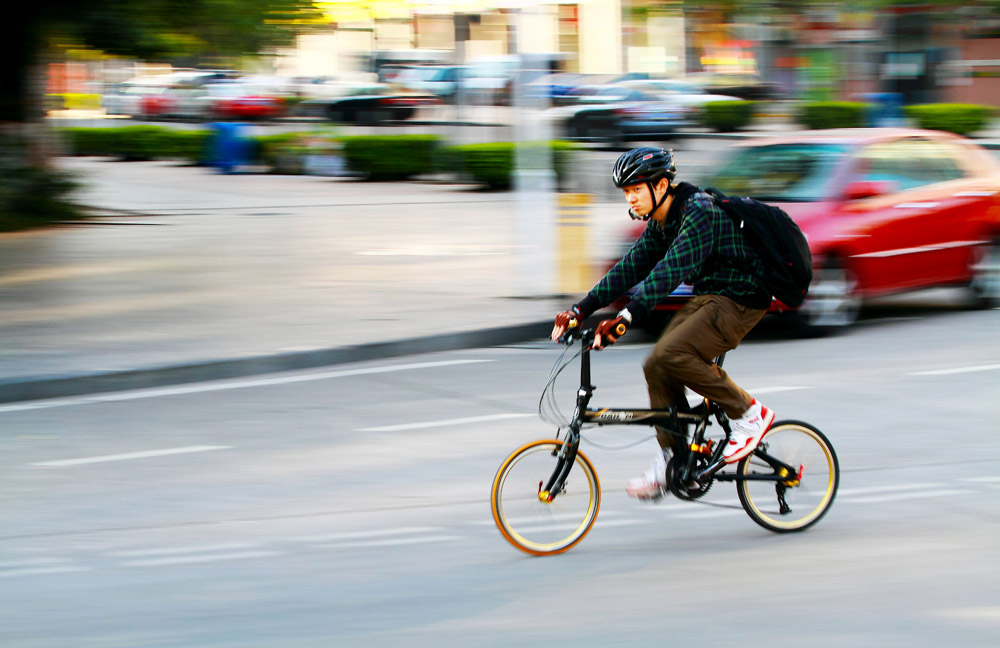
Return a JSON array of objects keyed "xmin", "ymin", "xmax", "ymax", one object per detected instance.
[{"xmin": 550, "ymin": 147, "xmax": 775, "ymax": 500}]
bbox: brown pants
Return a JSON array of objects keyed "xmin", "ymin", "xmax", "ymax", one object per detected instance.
[{"xmin": 642, "ymin": 294, "xmax": 766, "ymax": 451}]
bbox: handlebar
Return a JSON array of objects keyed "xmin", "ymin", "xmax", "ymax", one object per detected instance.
[{"xmin": 557, "ymin": 321, "xmax": 593, "ymax": 347}]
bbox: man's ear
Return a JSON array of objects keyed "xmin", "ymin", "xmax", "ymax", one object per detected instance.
[{"xmin": 657, "ymin": 178, "xmax": 672, "ymax": 194}]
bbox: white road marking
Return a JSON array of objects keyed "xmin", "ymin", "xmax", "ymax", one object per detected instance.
[
  {"xmin": 961, "ymin": 476, "xmax": 1000, "ymax": 483},
  {"xmin": 110, "ymin": 542, "xmax": 260, "ymax": 557},
  {"xmin": 909, "ymin": 364, "xmax": 1000, "ymax": 376},
  {"xmin": 839, "ymin": 489, "xmax": 971, "ymax": 504},
  {"xmin": 0, "ymin": 557, "xmax": 70, "ymax": 569},
  {"xmin": 836, "ymin": 483, "xmax": 945, "ymax": 496},
  {"xmin": 0, "ymin": 359, "xmax": 493, "ymax": 414},
  {"xmin": 122, "ymin": 550, "xmax": 281, "ymax": 568},
  {"xmin": 675, "ymin": 508, "xmax": 741, "ymax": 519},
  {"xmin": 0, "ymin": 565, "xmax": 90, "ymax": 578},
  {"xmin": 359, "ymin": 413, "xmax": 533, "ymax": 433},
  {"xmin": 287, "ymin": 526, "xmax": 442, "ymax": 543},
  {"xmin": 317, "ymin": 535, "xmax": 465, "ymax": 549},
  {"xmin": 33, "ymin": 445, "xmax": 230, "ymax": 467},
  {"xmin": 744, "ymin": 386, "xmax": 812, "ymax": 395}
]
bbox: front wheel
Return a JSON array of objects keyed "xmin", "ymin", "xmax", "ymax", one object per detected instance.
[
  {"xmin": 968, "ymin": 237, "xmax": 1000, "ymax": 308},
  {"xmin": 736, "ymin": 421, "xmax": 838, "ymax": 533},
  {"xmin": 491, "ymin": 439, "xmax": 600, "ymax": 556},
  {"xmin": 794, "ymin": 256, "xmax": 860, "ymax": 335}
]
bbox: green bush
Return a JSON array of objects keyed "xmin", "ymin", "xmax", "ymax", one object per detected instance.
[
  {"xmin": 252, "ymin": 132, "xmax": 308, "ymax": 170},
  {"xmin": 340, "ymin": 135, "xmax": 441, "ymax": 180},
  {"xmin": 904, "ymin": 103, "xmax": 996, "ymax": 135},
  {"xmin": 797, "ymin": 101, "xmax": 867, "ymax": 129},
  {"xmin": 59, "ymin": 126, "xmax": 211, "ymax": 163},
  {"xmin": 0, "ymin": 133, "xmax": 82, "ymax": 231},
  {"xmin": 700, "ymin": 100, "xmax": 758, "ymax": 132},
  {"xmin": 438, "ymin": 141, "xmax": 578, "ymax": 190},
  {"xmin": 447, "ymin": 142, "xmax": 515, "ymax": 189}
]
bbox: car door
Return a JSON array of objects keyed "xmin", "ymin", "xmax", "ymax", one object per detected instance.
[{"xmin": 841, "ymin": 137, "xmax": 973, "ymax": 293}]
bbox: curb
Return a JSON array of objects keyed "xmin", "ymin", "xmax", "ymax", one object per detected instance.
[{"xmin": 0, "ymin": 320, "xmax": 553, "ymax": 405}]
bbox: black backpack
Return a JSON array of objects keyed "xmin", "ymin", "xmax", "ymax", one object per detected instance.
[{"xmin": 705, "ymin": 188, "xmax": 813, "ymax": 308}]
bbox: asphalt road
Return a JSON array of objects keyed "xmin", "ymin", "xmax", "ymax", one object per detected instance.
[{"xmin": 1, "ymin": 302, "xmax": 998, "ymax": 647}]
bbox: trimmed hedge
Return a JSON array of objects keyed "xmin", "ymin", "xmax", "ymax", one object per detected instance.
[
  {"xmin": 59, "ymin": 126, "xmax": 211, "ymax": 162},
  {"xmin": 797, "ymin": 101, "xmax": 867, "ymax": 129},
  {"xmin": 700, "ymin": 100, "xmax": 757, "ymax": 132},
  {"xmin": 340, "ymin": 134, "xmax": 441, "ymax": 180},
  {"xmin": 439, "ymin": 141, "xmax": 578, "ymax": 190},
  {"xmin": 0, "ymin": 133, "xmax": 81, "ymax": 231},
  {"xmin": 904, "ymin": 103, "xmax": 996, "ymax": 135}
]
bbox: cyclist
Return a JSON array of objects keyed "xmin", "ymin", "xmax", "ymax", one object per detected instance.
[{"xmin": 550, "ymin": 146, "xmax": 775, "ymax": 500}]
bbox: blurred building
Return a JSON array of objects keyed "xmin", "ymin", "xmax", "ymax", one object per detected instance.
[{"xmin": 50, "ymin": 2, "xmax": 1000, "ymax": 110}]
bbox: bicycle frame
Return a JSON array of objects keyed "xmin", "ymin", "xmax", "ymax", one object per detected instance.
[{"xmin": 543, "ymin": 327, "xmax": 801, "ymax": 502}]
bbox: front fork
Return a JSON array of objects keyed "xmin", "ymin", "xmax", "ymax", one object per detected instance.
[
  {"xmin": 539, "ymin": 427, "xmax": 581, "ymax": 503},
  {"xmin": 541, "ymin": 385, "xmax": 591, "ymax": 503}
]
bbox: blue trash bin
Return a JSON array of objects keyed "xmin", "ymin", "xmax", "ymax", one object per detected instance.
[
  {"xmin": 210, "ymin": 122, "xmax": 248, "ymax": 173},
  {"xmin": 863, "ymin": 93, "xmax": 903, "ymax": 127}
]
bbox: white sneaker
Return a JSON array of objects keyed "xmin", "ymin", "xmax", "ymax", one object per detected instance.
[
  {"xmin": 723, "ymin": 399, "xmax": 775, "ymax": 464},
  {"xmin": 626, "ymin": 449, "xmax": 670, "ymax": 500}
]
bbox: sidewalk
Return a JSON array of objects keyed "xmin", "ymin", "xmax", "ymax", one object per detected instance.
[
  {"xmin": 3, "ymin": 120, "xmax": 1000, "ymax": 403},
  {"xmin": 0, "ymin": 157, "xmax": 589, "ymax": 403}
]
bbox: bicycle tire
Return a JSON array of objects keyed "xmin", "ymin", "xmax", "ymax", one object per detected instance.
[
  {"xmin": 736, "ymin": 420, "xmax": 838, "ymax": 533},
  {"xmin": 491, "ymin": 439, "xmax": 601, "ymax": 556}
]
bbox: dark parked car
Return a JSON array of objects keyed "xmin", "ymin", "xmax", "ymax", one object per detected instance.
[
  {"xmin": 547, "ymin": 84, "xmax": 695, "ymax": 144},
  {"xmin": 298, "ymin": 83, "xmax": 438, "ymax": 124},
  {"xmin": 612, "ymin": 129, "xmax": 1000, "ymax": 333}
]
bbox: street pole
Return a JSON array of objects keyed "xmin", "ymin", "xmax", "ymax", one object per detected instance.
[{"xmin": 511, "ymin": 7, "xmax": 557, "ymax": 297}]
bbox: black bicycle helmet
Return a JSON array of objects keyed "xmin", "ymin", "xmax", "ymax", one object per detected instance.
[
  {"xmin": 612, "ymin": 147, "xmax": 676, "ymax": 220},
  {"xmin": 612, "ymin": 147, "xmax": 676, "ymax": 188}
]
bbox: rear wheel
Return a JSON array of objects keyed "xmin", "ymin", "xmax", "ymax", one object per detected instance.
[
  {"xmin": 736, "ymin": 421, "xmax": 838, "ymax": 532},
  {"xmin": 491, "ymin": 439, "xmax": 600, "ymax": 556}
]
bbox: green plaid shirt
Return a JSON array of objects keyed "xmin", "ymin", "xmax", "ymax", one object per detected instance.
[{"xmin": 588, "ymin": 183, "xmax": 770, "ymax": 320}]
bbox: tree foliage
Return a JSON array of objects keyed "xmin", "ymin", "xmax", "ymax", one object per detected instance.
[{"xmin": 2, "ymin": 0, "xmax": 323, "ymax": 121}]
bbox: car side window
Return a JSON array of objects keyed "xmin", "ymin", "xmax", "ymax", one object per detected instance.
[{"xmin": 855, "ymin": 138, "xmax": 967, "ymax": 191}]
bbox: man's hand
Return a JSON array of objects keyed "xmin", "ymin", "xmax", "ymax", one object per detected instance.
[
  {"xmin": 592, "ymin": 313, "xmax": 630, "ymax": 350},
  {"xmin": 551, "ymin": 307, "xmax": 582, "ymax": 342}
]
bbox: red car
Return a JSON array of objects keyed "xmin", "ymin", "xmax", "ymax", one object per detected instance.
[{"xmin": 615, "ymin": 128, "xmax": 1000, "ymax": 333}]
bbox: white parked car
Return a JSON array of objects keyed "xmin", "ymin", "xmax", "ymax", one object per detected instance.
[{"xmin": 618, "ymin": 79, "xmax": 743, "ymax": 108}]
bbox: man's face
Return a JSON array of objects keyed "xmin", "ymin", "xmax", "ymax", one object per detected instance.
[{"xmin": 622, "ymin": 178, "xmax": 667, "ymax": 219}]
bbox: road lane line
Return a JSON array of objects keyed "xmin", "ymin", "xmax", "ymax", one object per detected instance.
[
  {"xmin": 287, "ymin": 526, "xmax": 442, "ymax": 543},
  {"xmin": 359, "ymin": 413, "xmax": 533, "ymax": 433},
  {"xmin": 0, "ymin": 565, "xmax": 90, "ymax": 578},
  {"xmin": 317, "ymin": 535, "xmax": 465, "ymax": 549},
  {"xmin": 836, "ymin": 483, "xmax": 945, "ymax": 496},
  {"xmin": 0, "ymin": 359, "xmax": 493, "ymax": 413},
  {"xmin": 33, "ymin": 445, "xmax": 230, "ymax": 467},
  {"xmin": 839, "ymin": 489, "xmax": 971, "ymax": 504},
  {"xmin": 909, "ymin": 364, "xmax": 1000, "ymax": 376},
  {"xmin": 110, "ymin": 542, "xmax": 260, "ymax": 557},
  {"xmin": 743, "ymin": 386, "xmax": 812, "ymax": 395},
  {"xmin": 122, "ymin": 550, "xmax": 281, "ymax": 568}
]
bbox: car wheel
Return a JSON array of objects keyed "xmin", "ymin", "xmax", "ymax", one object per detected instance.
[
  {"xmin": 968, "ymin": 237, "xmax": 1000, "ymax": 308},
  {"xmin": 570, "ymin": 117, "xmax": 589, "ymax": 140},
  {"xmin": 794, "ymin": 255, "xmax": 861, "ymax": 335}
]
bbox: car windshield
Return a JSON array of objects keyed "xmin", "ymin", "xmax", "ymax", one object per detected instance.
[{"xmin": 704, "ymin": 143, "xmax": 849, "ymax": 202}]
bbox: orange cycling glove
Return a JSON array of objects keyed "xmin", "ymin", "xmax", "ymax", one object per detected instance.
[
  {"xmin": 592, "ymin": 313, "xmax": 630, "ymax": 350},
  {"xmin": 551, "ymin": 306, "xmax": 583, "ymax": 342}
]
